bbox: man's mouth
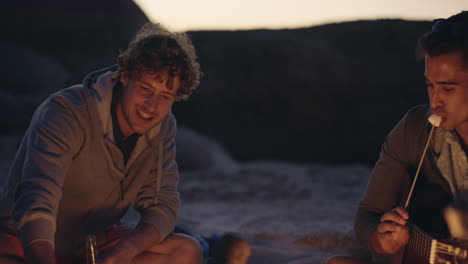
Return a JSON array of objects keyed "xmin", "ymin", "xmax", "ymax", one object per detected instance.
[
  {"xmin": 136, "ymin": 108, "xmax": 154, "ymax": 120},
  {"xmin": 430, "ymin": 109, "xmax": 448, "ymax": 124}
]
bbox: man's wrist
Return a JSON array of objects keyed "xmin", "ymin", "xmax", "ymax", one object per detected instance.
[{"xmin": 369, "ymin": 231, "xmax": 383, "ymax": 254}]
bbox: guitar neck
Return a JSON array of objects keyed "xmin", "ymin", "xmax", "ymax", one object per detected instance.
[
  {"xmin": 407, "ymin": 221, "xmax": 468, "ymax": 264},
  {"xmin": 407, "ymin": 221, "xmax": 437, "ymax": 263}
]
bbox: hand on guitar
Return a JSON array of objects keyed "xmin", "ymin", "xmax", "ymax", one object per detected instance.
[{"xmin": 370, "ymin": 207, "xmax": 410, "ymax": 255}]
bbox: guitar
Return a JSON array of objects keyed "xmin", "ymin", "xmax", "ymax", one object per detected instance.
[{"xmin": 403, "ymin": 221, "xmax": 467, "ymax": 264}]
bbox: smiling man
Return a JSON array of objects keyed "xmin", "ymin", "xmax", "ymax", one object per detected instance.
[
  {"xmin": 0, "ymin": 23, "xmax": 202, "ymax": 264},
  {"xmin": 327, "ymin": 10, "xmax": 468, "ymax": 264}
]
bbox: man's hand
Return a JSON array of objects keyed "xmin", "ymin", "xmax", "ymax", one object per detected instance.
[
  {"xmin": 98, "ymin": 223, "xmax": 161, "ymax": 264},
  {"xmin": 370, "ymin": 207, "xmax": 410, "ymax": 255},
  {"xmin": 24, "ymin": 240, "xmax": 56, "ymax": 264},
  {"xmin": 98, "ymin": 241, "xmax": 139, "ymax": 264}
]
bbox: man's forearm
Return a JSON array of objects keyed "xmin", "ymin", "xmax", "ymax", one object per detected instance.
[
  {"xmin": 24, "ymin": 240, "xmax": 56, "ymax": 264},
  {"xmin": 354, "ymin": 207, "xmax": 380, "ymax": 250}
]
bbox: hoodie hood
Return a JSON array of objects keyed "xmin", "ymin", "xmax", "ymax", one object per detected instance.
[{"xmin": 82, "ymin": 65, "xmax": 162, "ymax": 143}]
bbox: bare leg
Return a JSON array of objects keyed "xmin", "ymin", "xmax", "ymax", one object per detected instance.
[
  {"xmin": 132, "ymin": 233, "xmax": 202, "ymax": 264},
  {"xmin": 209, "ymin": 233, "xmax": 251, "ymax": 264}
]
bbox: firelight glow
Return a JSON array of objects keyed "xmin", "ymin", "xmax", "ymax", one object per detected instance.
[{"xmin": 134, "ymin": 0, "xmax": 467, "ymax": 31}]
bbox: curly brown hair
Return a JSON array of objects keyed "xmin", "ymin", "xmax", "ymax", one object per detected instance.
[{"xmin": 118, "ymin": 23, "xmax": 202, "ymax": 100}]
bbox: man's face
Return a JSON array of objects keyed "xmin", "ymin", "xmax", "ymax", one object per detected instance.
[
  {"xmin": 117, "ymin": 71, "xmax": 180, "ymax": 137},
  {"xmin": 425, "ymin": 51, "xmax": 468, "ymax": 130}
]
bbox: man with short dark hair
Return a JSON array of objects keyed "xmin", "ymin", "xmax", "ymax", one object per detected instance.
[
  {"xmin": 327, "ymin": 10, "xmax": 468, "ymax": 264},
  {"xmin": 0, "ymin": 23, "xmax": 203, "ymax": 264}
]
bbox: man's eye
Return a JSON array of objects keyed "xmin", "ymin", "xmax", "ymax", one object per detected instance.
[
  {"xmin": 443, "ymin": 87, "xmax": 454, "ymax": 92},
  {"xmin": 141, "ymin": 87, "xmax": 152, "ymax": 93}
]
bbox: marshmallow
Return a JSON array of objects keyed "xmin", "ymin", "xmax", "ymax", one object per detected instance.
[{"xmin": 428, "ymin": 114, "xmax": 442, "ymax": 127}]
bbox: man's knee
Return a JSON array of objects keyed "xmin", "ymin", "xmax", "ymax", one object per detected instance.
[
  {"xmin": 172, "ymin": 233, "xmax": 203, "ymax": 259},
  {"xmin": 147, "ymin": 233, "xmax": 202, "ymax": 259}
]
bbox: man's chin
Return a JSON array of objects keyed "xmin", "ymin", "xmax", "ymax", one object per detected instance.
[
  {"xmin": 131, "ymin": 123, "xmax": 159, "ymax": 135},
  {"xmin": 439, "ymin": 121, "xmax": 457, "ymax": 131},
  {"xmin": 130, "ymin": 124, "xmax": 149, "ymax": 135},
  {"xmin": 438, "ymin": 123, "xmax": 450, "ymax": 130}
]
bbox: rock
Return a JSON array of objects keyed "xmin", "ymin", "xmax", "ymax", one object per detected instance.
[
  {"xmin": 173, "ymin": 20, "xmax": 431, "ymax": 164},
  {"xmin": 0, "ymin": 42, "xmax": 69, "ymax": 133},
  {"xmin": 176, "ymin": 126, "xmax": 236, "ymax": 171},
  {"xmin": 0, "ymin": 0, "xmax": 149, "ymax": 132},
  {"xmin": 0, "ymin": 0, "xmax": 149, "ymax": 82}
]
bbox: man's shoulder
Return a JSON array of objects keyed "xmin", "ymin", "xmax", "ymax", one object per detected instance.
[
  {"xmin": 165, "ymin": 111, "xmax": 177, "ymax": 126},
  {"xmin": 159, "ymin": 112, "xmax": 177, "ymax": 137},
  {"xmin": 385, "ymin": 105, "xmax": 430, "ymax": 149},
  {"xmin": 49, "ymin": 65, "xmax": 117, "ymax": 108},
  {"xmin": 402, "ymin": 105, "xmax": 431, "ymax": 128},
  {"xmin": 50, "ymin": 85, "xmax": 88, "ymax": 104},
  {"xmin": 407, "ymin": 104, "xmax": 430, "ymax": 117},
  {"xmin": 39, "ymin": 85, "xmax": 91, "ymax": 116},
  {"xmin": 385, "ymin": 105, "xmax": 431, "ymax": 157}
]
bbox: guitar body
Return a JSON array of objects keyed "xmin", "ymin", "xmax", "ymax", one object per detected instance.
[
  {"xmin": 401, "ymin": 247, "xmax": 433, "ymax": 264},
  {"xmin": 403, "ymin": 181, "xmax": 452, "ymax": 264},
  {"xmin": 407, "ymin": 181, "xmax": 451, "ymax": 238},
  {"xmin": 386, "ymin": 246, "xmax": 432, "ymax": 264}
]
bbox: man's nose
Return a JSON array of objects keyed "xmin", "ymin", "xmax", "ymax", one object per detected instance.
[
  {"xmin": 429, "ymin": 89, "xmax": 442, "ymax": 109},
  {"xmin": 144, "ymin": 95, "xmax": 160, "ymax": 112}
]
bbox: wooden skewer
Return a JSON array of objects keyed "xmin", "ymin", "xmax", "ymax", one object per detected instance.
[
  {"xmin": 404, "ymin": 124, "xmax": 436, "ymax": 208},
  {"xmin": 394, "ymin": 121, "xmax": 437, "ymax": 241}
]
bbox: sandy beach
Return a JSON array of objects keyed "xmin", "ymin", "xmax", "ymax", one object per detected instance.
[{"xmin": 1, "ymin": 128, "xmax": 371, "ymax": 264}]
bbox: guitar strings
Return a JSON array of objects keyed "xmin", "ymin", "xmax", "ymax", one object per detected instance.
[
  {"xmin": 408, "ymin": 222, "xmax": 467, "ymax": 260},
  {"xmin": 407, "ymin": 221, "xmax": 433, "ymax": 259}
]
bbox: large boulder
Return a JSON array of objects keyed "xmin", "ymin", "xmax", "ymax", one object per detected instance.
[
  {"xmin": 174, "ymin": 20, "xmax": 432, "ymax": 164},
  {"xmin": 176, "ymin": 126, "xmax": 236, "ymax": 172},
  {"xmin": 0, "ymin": 42, "xmax": 69, "ymax": 133},
  {"xmin": 0, "ymin": 6, "xmax": 434, "ymax": 165},
  {"xmin": 0, "ymin": 0, "xmax": 148, "ymax": 72},
  {"xmin": 0, "ymin": 0, "xmax": 149, "ymax": 133}
]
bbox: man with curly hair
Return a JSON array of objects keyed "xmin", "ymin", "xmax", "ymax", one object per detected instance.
[{"xmin": 0, "ymin": 23, "xmax": 203, "ymax": 264}]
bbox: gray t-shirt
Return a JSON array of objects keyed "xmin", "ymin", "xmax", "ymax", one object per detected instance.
[{"xmin": 433, "ymin": 128, "xmax": 468, "ymax": 208}]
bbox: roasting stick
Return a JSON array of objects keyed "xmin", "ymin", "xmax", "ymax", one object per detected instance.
[
  {"xmin": 404, "ymin": 114, "xmax": 441, "ymax": 208},
  {"xmin": 394, "ymin": 114, "xmax": 442, "ymax": 241}
]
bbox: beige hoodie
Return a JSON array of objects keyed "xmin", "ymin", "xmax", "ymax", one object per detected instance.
[{"xmin": 0, "ymin": 66, "xmax": 180, "ymax": 256}]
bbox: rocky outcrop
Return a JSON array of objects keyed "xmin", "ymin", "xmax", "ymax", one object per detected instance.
[
  {"xmin": 1, "ymin": 0, "xmax": 148, "ymax": 67},
  {"xmin": 1, "ymin": 5, "xmax": 433, "ymax": 164},
  {"xmin": 175, "ymin": 20, "xmax": 432, "ymax": 164},
  {"xmin": 0, "ymin": 0, "xmax": 149, "ymax": 133},
  {"xmin": 0, "ymin": 42, "xmax": 70, "ymax": 133}
]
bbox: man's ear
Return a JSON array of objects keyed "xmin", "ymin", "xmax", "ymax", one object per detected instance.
[{"xmin": 120, "ymin": 71, "xmax": 129, "ymax": 87}]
